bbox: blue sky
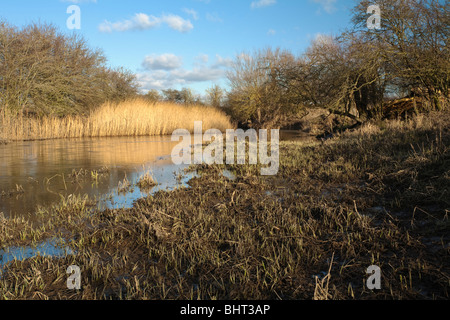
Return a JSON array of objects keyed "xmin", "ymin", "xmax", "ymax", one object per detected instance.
[{"xmin": 1, "ymin": 0, "xmax": 358, "ymax": 95}]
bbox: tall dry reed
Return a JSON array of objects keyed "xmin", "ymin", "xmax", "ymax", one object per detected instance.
[{"xmin": 0, "ymin": 99, "xmax": 234, "ymax": 141}]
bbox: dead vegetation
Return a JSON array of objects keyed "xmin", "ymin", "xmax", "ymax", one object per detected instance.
[
  {"xmin": 136, "ymin": 173, "xmax": 158, "ymax": 191},
  {"xmin": 0, "ymin": 99, "xmax": 233, "ymax": 142}
]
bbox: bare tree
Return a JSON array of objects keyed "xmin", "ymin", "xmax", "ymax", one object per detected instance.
[
  {"xmin": 206, "ymin": 84, "xmax": 225, "ymax": 108},
  {"xmin": 220, "ymin": 0, "xmax": 449, "ymax": 127},
  {"xmin": 0, "ymin": 21, "xmax": 138, "ymax": 116},
  {"xmin": 352, "ymin": 0, "xmax": 449, "ymax": 110},
  {"xmin": 226, "ymin": 47, "xmax": 306, "ymax": 128}
]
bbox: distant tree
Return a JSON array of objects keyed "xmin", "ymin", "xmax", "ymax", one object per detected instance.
[
  {"xmin": 180, "ymin": 87, "xmax": 196, "ymax": 105},
  {"xmin": 206, "ymin": 84, "xmax": 225, "ymax": 108},
  {"xmin": 221, "ymin": 0, "xmax": 448, "ymax": 127},
  {"xmin": 162, "ymin": 89, "xmax": 182, "ymax": 104},
  {"xmin": 102, "ymin": 67, "xmax": 138, "ymax": 103},
  {"xmin": 144, "ymin": 89, "xmax": 162, "ymax": 103},
  {"xmin": 162, "ymin": 87, "xmax": 197, "ymax": 105}
]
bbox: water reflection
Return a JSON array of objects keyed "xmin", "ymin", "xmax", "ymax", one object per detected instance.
[{"xmin": 0, "ymin": 136, "xmax": 192, "ymax": 219}]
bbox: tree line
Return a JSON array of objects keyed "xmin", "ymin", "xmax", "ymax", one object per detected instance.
[{"xmin": 143, "ymin": 85, "xmax": 224, "ymax": 108}]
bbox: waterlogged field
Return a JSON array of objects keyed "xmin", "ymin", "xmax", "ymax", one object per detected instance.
[{"xmin": 0, "ymin": 111, "xmax": 448, "ymax": 300}]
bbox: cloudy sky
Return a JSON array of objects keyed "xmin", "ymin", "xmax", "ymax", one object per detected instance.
[{"xmin": 2, "ymin": 0, "xmax": 357, "ymax": 94}]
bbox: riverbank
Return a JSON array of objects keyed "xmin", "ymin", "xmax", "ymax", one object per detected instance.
[
  {"xmin": 0, "ymin": 98, "xmax": 234, "ymax": 142},
  {"xmin": 0, "ymin": 111, "xmax": 448, "ymax": 300}
]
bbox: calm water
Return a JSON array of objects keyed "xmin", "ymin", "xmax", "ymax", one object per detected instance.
[{"xmin": 0, "ymin": 136, "xmax": 197, "ymax": 220}]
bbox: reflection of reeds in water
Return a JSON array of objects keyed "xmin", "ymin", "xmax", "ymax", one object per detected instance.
[
  {"xmin": 0, "ymin": 98, "xmax": 234, "ymax": 141},
  {"xmin": 0, "ymin": 184, "xmax": 25, "ymax": 198},
  {"xmin": 0, "ymin": 136, "xmax": 181, "ymax": 180}
]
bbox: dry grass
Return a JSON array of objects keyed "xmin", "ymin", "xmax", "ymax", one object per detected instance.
[
  {"xmin": 342, "ymin": 113, "xmax": 436, "ymax": 138},
  {"xmin": 0, "ymin": 98, "xmax": 234, "ymax": 141}
]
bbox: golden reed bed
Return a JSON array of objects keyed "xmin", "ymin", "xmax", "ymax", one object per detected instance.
[{"xmin": 0, "ymin": 99, "xmax": 234, "ymax": 141}]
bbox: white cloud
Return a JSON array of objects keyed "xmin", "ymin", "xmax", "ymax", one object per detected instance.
[
  {"xmin": 212, "ymin": 55, "xmax": 233, "ymax": 68},
  {"xmin": 267, "ymin": 29, "xmax": 276, "ymax": 36},
  {"xmin": 170, "ymin": 67, "xmax": 225, "ymax": 83},
  {"xmin": 137, "ymin": 54, "xmax": 233, "ymax": 91},
  {"xmin": 311, "ymin": 0, "xmax": 337, "ymax": 14},
  {"xmin": 163, "ymin": 14, "xmax": 194, "ymax": 33},
  {"xmin": 142, "ymin": 54, "xmax": 183, "ymax": 71},
  {"xmin": 195, "ymin": 54, "xmax": 210, "ymax": 64},
  {"xmin": 99, "ymin": 13, "xmax": 193, "ymax": 33},
  {"xmin": 99, "ymin": 13, "xmax": 160, "ymax": 32},
  {"xmin": 183, "ymin": 8, "xmax": 199, "ymax": 20},
  {"xmin": 136, "ymin": 72, "xmax": 178, "ymax": 91},
  {"xmin": 251, "ymin": 0, "xmax": 276, "ymax": 9}
]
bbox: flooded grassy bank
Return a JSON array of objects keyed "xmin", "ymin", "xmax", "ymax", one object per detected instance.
[{"xmin": 0, "ymin": 111, "xmax": 449, "ymax": 300}]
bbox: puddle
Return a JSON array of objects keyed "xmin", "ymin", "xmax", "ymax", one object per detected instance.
[
  {"xmin": 0, "ymin": 238, "xmax": 74, "ymax": 275},
  {"xmin": 100, "ymin": 167, "xmax": 199, "ymax": 210}
]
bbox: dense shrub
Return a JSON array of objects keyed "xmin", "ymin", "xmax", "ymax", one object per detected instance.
[{"xmin": 0, "ymin": 20, "xmax": 138, "ymax": 116}]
